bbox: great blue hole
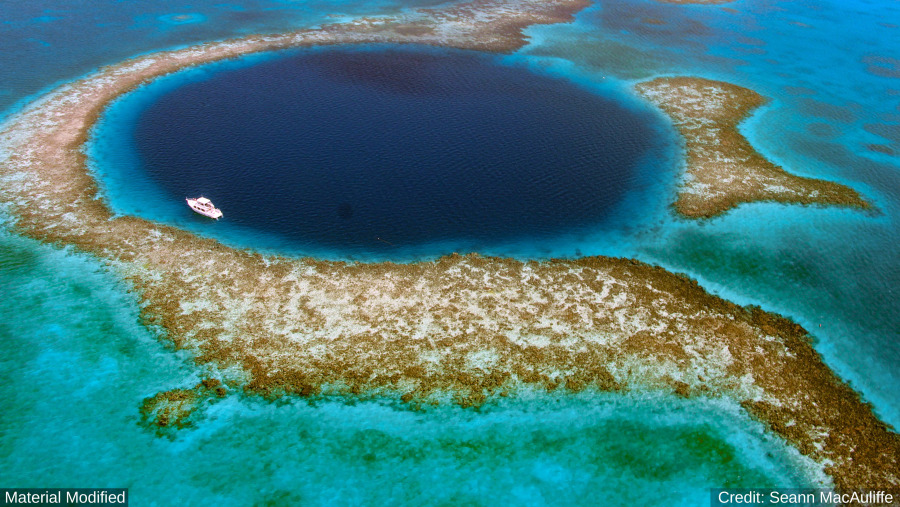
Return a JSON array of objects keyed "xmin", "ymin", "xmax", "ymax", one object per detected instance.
[{"xmin": 100, "ymin": 45, "xmax": 668, "ymax": 259}]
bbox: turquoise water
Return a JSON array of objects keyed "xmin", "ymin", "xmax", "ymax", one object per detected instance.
[
  {"xmin": 0, "ymin": 229, "xmax": 826, "ymax": 503},
  {"xmin": 3, "ymin": 0, "xmax": 899, "ymax": 502},
  {"xmin": 517, "ymin": 0, "xmax": 900, "ymax": 428},
  {"xmin": 0, "ymin": 0, "xmax": 449, "ymax": 119}
]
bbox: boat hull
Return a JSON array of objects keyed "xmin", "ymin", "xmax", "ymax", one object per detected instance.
[{"xmin": 186, "ymin": 198, "xmax": 223, "ymax": 219}]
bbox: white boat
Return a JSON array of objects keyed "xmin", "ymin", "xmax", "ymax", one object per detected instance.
[{"xmin": 186, "ymin": 196, "xmax": 223, "ymax": 219}]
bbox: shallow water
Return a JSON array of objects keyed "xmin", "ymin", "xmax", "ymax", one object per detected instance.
[
  {"xmin": 0, "ymin": 0, "xmax": 449, "ymax": 119},
  {"xmin": 516, "ymin": 0, "xmax": 900, "ymax": 428},
  {"xmin": 0, "ymin": 231, "xmax": 827, "ymax": 503},
  {"xmin": 2, "ymin": 0, "xmax": 899, "ymax": 502}
]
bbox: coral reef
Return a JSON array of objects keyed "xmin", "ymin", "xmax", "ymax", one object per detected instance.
[
  {"xmin": 636, "ymin": 77, "xmax": 870, "ymax": 218},
  {"xmin": 0, "ymin": 0, "xmax": 894, "ymax": 491}
]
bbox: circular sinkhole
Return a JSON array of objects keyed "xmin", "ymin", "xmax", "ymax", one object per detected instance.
[{"xmin": 91, "ymin": 45, "xmax": 673, "ymax": 260}]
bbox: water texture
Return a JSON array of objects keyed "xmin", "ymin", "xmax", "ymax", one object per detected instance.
[
  {"xmin": 91, "ymin": 44, "xmax": 673, "ymax": 259},
  {"xmin": 0, "ymin": 232, "xmax": 824, "ymax": 503},
  {"xmin": 518, "ymin": 0, "xmax": 900, "ymax": 428},
  {"xmin": 0, "ymin": 0, "xmax": 448, "ymax": 118},
  {"xmin": 2, "ymin": 0, "xmax": 898, "ymax": 502}
]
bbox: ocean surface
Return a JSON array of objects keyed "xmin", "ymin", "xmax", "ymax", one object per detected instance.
[
  {"xmin": 90, "ymin": 44, "xmax": 673, "ymax": 259},
  {"xmin": 0, "ymin": 229, "xmax": 823, "ymax": 504},
  {"xmin": 2, "ymin": 0, "xmax": 899, "ymax": 504}
]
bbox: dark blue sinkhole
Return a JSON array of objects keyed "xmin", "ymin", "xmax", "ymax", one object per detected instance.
[{"xmin": 117, "ymin": 45, "xmax": 667, "ymax": 258}]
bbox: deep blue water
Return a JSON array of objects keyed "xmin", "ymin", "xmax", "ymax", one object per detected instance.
[
  {"xmin": 2, "ymin": 0, "xmax": 899, "ymax": 503},
  {"xmin": 122, "ymin": 46, "xmax": 665, "ymax": 255}
]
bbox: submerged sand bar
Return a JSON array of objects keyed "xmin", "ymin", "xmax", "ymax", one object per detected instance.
[{"xmin": 0, "ymin": 0, "xmax": 895, "ymax": 492}]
